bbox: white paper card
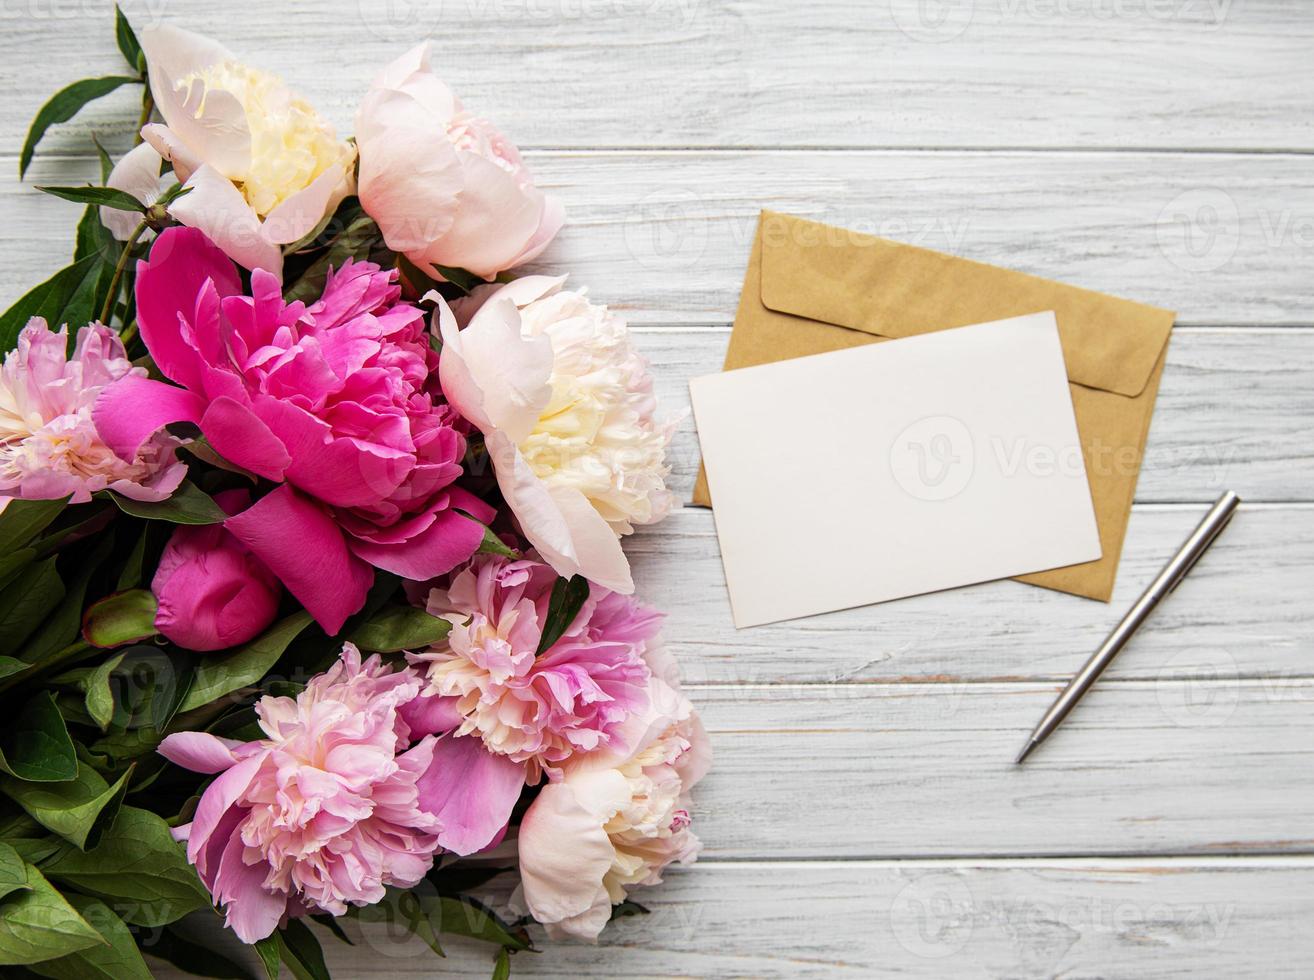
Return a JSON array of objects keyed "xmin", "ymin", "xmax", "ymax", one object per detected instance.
[{"xmin": 690, "ymin": 312, "xmax": 1102, "ymax": 627}]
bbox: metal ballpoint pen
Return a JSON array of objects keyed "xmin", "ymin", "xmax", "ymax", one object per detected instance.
[{"xmin": 1014, "ymin": 490, "xmax": 1242, "ymax": 764}]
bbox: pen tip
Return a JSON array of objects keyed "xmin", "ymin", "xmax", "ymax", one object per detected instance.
[{"xmin": 1014, "ymin": 739, "xmax": 1038, "ymax": 765}]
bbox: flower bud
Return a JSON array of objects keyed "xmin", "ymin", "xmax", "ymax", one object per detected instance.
[{"xmin": 151, "ymin": 489, "xmax": 281, "ymax": 651}]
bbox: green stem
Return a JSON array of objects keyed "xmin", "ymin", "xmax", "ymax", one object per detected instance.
[
  {"xmin": 133, "ymin": 88, "xmax": 154, "ymax": 145},
  {"xmin": 100, "ymin": 220, "xmax": 148, "ymax": 327}
]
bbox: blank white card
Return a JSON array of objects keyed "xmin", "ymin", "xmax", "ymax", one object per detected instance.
[{"xmin": 690, "ymin": 313, "xmax": 1102, "ymax": 627}]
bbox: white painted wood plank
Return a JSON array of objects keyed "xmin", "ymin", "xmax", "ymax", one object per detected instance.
[
  {"xmin": 631, "ymin": 505, "xmax": 1313, "ymax": 686},
  {"xmin": 4, "ymin": 152, "xmax": 1311, "ymax": 326},
  {"xmin": 637, "ymin": 328, "xmax": 1314, "ymax": 503},
  {"xmin": 4, "ymin": 0, "xmax": 1312, "ymax": 152},
  {"xmin": 684, "ymin": 680, "xmax": 1313, "ymax": 858},
  {"xmin": 151, "ymin": 859, "xmax": 1314, "ymax": 979}
]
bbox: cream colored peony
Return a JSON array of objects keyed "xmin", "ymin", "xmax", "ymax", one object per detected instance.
[
  {"xmin": 133, "ymin": 26, "xmax": 355, "ymax": 276},
  {"xmin": 437, "ymin": 277, "xmax": 679, "ymax": 594}
]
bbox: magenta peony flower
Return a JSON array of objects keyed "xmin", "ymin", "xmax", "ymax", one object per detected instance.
[
  {"xmin": 158, "ymin": 645, "xmax": 444, "ymax": 942},
  {"xmin": 152, "ymin": 489, "xmax": 282, "ymax": 651},
  {"xmin": 94, "ymin": 227, "xmax": 492, "ymax": 634},
  {"xmin": 410, "ymin": 555, "xmax": 656, "ymax": 783},
  {"xmin": 0, "ymin": 318, "xmax": 186, "ymax": 503},
  {"xmin": 517, "ymin": 670, "xmax": 711, "ymax": 941},
  {"xmin": 355, "ymin": 42, "xmax": 563, "ymax": 281}
]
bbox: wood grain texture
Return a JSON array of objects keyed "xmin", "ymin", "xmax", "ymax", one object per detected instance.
[
  {"xmin": 683, "ymin": 681, "xmax": 1314, "ymax": 858},
  {"xmin": 152, "ymin": 859, "xmax": 1314, "ymax": 979},
  {"xmin": 5, "ymin": 151, "xmax": 1313, "ymax": 326},
  {"xmin": 3, "ymin": 0, "xmax": 1312, "ymax": 152},
  {"xmin": 632, "ymin": 505, "xmax": 1313, "ymax": 685}
]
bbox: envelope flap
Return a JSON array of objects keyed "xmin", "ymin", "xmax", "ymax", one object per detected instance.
[{"xmin": 756, "ymin": 211, "xmax": 1175, "ymax": 397}]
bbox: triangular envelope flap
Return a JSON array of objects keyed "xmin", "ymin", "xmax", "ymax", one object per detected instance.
[{"xmin": 756, "ymin": 211, "xmax": 1175, "ymax": 397}]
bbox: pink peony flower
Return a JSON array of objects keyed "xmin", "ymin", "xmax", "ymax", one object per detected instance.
[
  {"xmin": 136, "ymin": 26, "xmax": 356, "ymax": 276},
  {"xmin": 158, "ymin": 645, "xmax": 443, "ymax": 942},
  {"xmin": 0, "ymin": 318, "xmax": 186, "ymax": 503},
  {"xmin": 517, "ymin": 672, "xmax": 711, "ymax": 941},
  {"xmin": 152, "ymin": 489, "xmax": 282, "ymax": 651},
  {"xmin": 94, "ymin": 227, "xmax": 492, "ymax": 634},
  {"xmin": 410, "ymin": 554, "xmax": 656, "ymax": 783},
  {"xmin": 355, "ymin": 42, "xmax": 563, "ymax": 281},
  {"xmin": 437, "ymin": 277, "xmax": 679, "ymax": 594}
]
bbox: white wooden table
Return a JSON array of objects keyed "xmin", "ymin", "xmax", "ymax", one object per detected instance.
[{"xmin": 3, "ymin": 1, "xmax": 1312, "ymax": 976}]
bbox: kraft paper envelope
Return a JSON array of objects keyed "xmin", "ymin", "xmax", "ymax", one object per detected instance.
[
  {"xmin": 691, "ymin": 314, "xmax": 1103, "ymax": 628},
  {"xmin": 692, "ymin": 211, "xmax": 1176, "ymax": 601}
]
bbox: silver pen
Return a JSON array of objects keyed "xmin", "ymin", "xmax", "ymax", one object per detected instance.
[{"xmin": 1015, "ymin": 490, "xmax": 1242, "ymax": 764}]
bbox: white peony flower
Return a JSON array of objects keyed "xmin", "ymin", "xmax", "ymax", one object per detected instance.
[{"xmin": 436, "ymin": 277, "xmax": 680, "ymax": 594}]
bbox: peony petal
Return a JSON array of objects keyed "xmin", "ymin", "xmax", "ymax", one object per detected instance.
[
  {"xmin": 512, "ymin": 193, "xmax": 566, "ymax": 268},
  {"xmin": 170, "ymin": 165, "xmax": 283, "ymax": 276},
  {"xmin": 437, "ymin": 297, "xmax": 552, "ymax": 443},
  {"xmin": 200, "ymin": 395, "xmax": 291, "ymax": 481},
  {"xmin": 135, "ymin": 226, "xmax": 241, "ymax": 391},
  {"xmin": 486, "ymin": 433, "xmax": 633, "ymax": 594},
  {"xmin": 346, "ymin": 506, "xmax": 485, "ymax": 581},
  {"xmin": 250, "ymin": 395, "xmax": 412, "ymax": 508},
  {"xmin": 185, "ymin": 752, "xmax": 264, "ymax": 868},
  {"xmin": 216, "ymin": 830, "xmax": 288, "ymax": 943},
  {"xmin": 414, "ymin": 152, "xmax": 545, "ymax": 279},
  {"xmin": 93, "ymin": 375, "xmax": 205, "ymax": 461},
  {"xmin": 356, "ymin": 91, "xmax": 463, "ymax": 253},
  {"xmin": 399, "ymin": 693, "xmax": 463, "ymax": 738},
  {"xmin": 415, "ymin": 735, "xmax": 526, "ymax": 856},
  {"xmin": 158, "ymin": 731, "xmax": 246, "ymax": 774},
  {"xmin": 139, "ymin": 26, "xmax": 252, "ymax": 179},
  {"xmin": 102, "ymin": 141, "xmax": 164, "ymax": 241},
  {"xmin": 224, "ymin": 485, "xmax": 372, "ymax": 635},
  {"xmin": 141, "ymin": 123, "xmax": 201, "ymax": 183},
  {"xmin": 518, "ymin": 776, "xmax": 624, "ymax": 932},
  {"xmin": 261, "ymin": 158, "xmax": 355, "ymax": 246}
]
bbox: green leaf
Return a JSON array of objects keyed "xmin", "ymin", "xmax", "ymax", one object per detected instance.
[
  {"xmin": 535, "ymin": 575, "xmax": 590, "ymax": 655},
  {"xmin": 475, "ymin": 525, "xmax": 518, "ymax": 559},
  {"xmin": 21, "ymin": 532, "xmax": 113, "ymax": 666},
  {"xmin": 80, "ymin": 590, "xmax": 157, "ymax": 649},
  {"xmin": 105, "ymin": 647, "xmax": 192, "ymax": 733},
  {"xmin": 35, "ymin": 186, "xmax": 145, "ymax": 213},
  {"xmin": 310, "ymin": 913, "xmax": 353, "ymax": 946},
  {"xmin": 27, "ymin": 894, "xmax": 151, "ymax": 980},
  {"xmin": 0, "ymin": 499, "xmax": 68, "ymax": 555},
  {"xmin": 253, "ymin": 936, "xmax": 280, "ymax": 980},
  {"xmin": 0, "ymin": 549, "xmax": 36, "ymax": 593},
  {"xmin": 425, "ymin": 895, "xmax": 531, "ymax": 951},
  {"xmin": 178, "ymin": 611, "xmax": 314, "ymax": 714},
  {"xmin": 91, "ymin": 136, "xmax": 114, "ymax": 185},
  {"xmin": 347, "ymin": 605, "xmax": 451, "ymax": 653},
  {"xmin": 0, "ymin": 764, "xmax": 131, "ymax": 851},
  {"xmin": 20, "ymin": 76, "xmax": 140, "ymax": 178},
  {"xmin": 139, "ymin": 927, "xmax": 254, "ymax": 980},
  {"xmin": 42, "ymin": 806, "xmax": 210, "ymax": 927},
  {"xmin": 0, "ymin": 862, "xmax": 104, "ymax": 966},
  {"xmin": 105, "ymin": 481, "xmax": 227, "ymax": 525},
  {"xmin": 430, "ymin": 263, "xmax": 489, "ymax": 294},
  {"xmin": 492, "ymin": 946, "xmax": 511, "ymax": 980},
  {"xmin": 0, "ymin": 256, "xmax": 105, "ymax": 353},
  {"xmin": 0, "ymin": 557, "xmax": 64, "ymax": 652},
  {"xmin": 284, "ymin": 213, "xmax": 384, "ymax": 305},
  {"xmin": 82, "ymin": 654, "xmax": 126, "ymax": 731},
  {"xmin": 0, "ymin": 656, "xmax": 29, "ymax": 681},
  {"xmin": 0, "ymin": 693, "xmax": 77, "ymax": 783},
  {"xmin": 277, "ymin": 920, "xmax": 330, "ymax": 980},
  {"xmin": 114, "ymin": 529, "xmax": 148, "ymax": 592},
  {"xmin": 114, "ymin": 7, "xmax": 143, "ymax": 75},
  {"xmin": 0, "ymin": 843, "xmax": 30, "ymax": 902}
]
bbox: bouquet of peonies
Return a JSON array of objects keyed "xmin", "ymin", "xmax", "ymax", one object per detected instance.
[{"xmin": 0, "ymin": 9, "xmax": 707, "ymax": 978}]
